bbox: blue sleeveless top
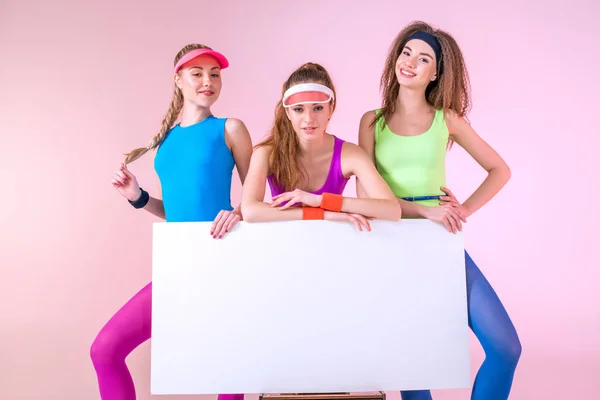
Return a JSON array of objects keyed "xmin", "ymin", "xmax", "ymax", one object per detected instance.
[{"xmin": 154, "ymin": 115, "xmax": 234, "ymax": 222}]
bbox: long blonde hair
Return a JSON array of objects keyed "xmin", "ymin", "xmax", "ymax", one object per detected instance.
[
  {"xmin": 123, "ymin": 44, "xmax": 212, "ymax": 164},
  {"xmin": 255, "ymin": 62, "xmax": 337, "ymax": 191}
]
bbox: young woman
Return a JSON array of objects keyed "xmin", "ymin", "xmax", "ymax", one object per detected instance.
[
  {"xmin": 357, "ymin": 21, "xmax": 522, "ymax": 400},
  {"xmin": 91, "ymin": 44, "xmax": 252, "ymax": 400},
  {"xmin": 241, "ymin": 62, "xmax": 401, "ymax": 229}
]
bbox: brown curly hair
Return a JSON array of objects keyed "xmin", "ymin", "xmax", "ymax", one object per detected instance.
[{"xmin": 371, "ymin": 20, "xmax": 472, "ymax": 130}]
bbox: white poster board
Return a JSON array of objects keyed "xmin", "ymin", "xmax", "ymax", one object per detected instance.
[{"xmin": 151, "ymin": 219, "xmax": 470, "ymax": 395}]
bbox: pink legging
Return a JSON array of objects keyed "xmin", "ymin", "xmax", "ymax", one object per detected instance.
[{"xmin": 90, "ymin": 282, "xmax": 244, "ymax": 400}]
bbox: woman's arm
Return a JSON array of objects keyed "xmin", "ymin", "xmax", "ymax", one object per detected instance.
[
  {"xmin": 446, "ymin": 111, "xmax": 511, "ymax": 216},
  {"xmin": 141, "ymin": 184, "xmax": 166, "ymax": 219},
  {"xmin": 224, "ymin": 118, "xmax": 253, "ymax": 216},
  {"xmin": 208, "ymin": 117, "xmax": 254, "ymax": 238},
  {"xmin": 340, "ymin": 142, "xmax": 402, "ymax": 221},
  {"xmin": 240, "ymin": 146, "xmax": 303, "ymax": 222},
  {"xmin": 243, "ymin": 144, "xmax": 373, "ymax": 231},
  {"xmin": 355, "ymin": 110, "xmax": 377, "ymax": 200},
  {"xmin": 133, "ymin": 191, "xmax": 165, "ymax": 219},
  {"xmin": 116, "ymin": 164, "xmax": 166, "ymax": 219}
]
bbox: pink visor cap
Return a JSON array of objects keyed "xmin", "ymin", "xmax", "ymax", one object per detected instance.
[
  {"xmin": 282, "ymin": 83, "xmax": 335, "ymax": 108},
  {"xmin": 173, "ymin": 48, "xmax": 229, "ymax": 74}
]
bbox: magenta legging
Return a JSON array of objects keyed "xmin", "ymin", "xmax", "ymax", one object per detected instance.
[{"xmin": 90, "ymin": 282, "xmax": 244, "ymax": 400}]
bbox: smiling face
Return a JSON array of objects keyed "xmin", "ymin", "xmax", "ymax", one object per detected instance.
[
  {"xmin": 174, "ymin": 54, "xmax": 223, "ymax": 107},
  {"xmin": 395, "ymin": 38, "xmax": 438, "ymax": 90}
]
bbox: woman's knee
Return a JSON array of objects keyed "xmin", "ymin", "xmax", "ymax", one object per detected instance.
[
  {"xmin": 487, "ymin": 331, "xmax": 522, "ymax": 368},
  {"xmin": 506, "ymin": 333, "xmax": 522, "ymax": 365},
  {"xmin": 90, "ymin": 331, "xmax": 120, "ymax": 366}
]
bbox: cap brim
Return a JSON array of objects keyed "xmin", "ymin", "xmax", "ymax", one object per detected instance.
[
  {"xmin": 174, "ymin": 48, "xmax": 230, "ymax": 74},
  {"xmin": 283, "ymin": 91, "xmax": 332, "ymax": 107},
  {"xmin": 200, "ymin": 50, "xmax": 229, "ymax": 69}
]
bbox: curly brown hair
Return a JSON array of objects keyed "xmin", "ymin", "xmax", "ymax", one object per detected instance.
[
  {"xmin": 256, "ymin": 62, "xmax": 337, "ymax": 191},
  {"xmin": 371, "ymin": 20, "xmax": 472, "ymax": 130},
  {"xmin": 123, "ymin": 44, "xmax": 213, "ymax": 164}
]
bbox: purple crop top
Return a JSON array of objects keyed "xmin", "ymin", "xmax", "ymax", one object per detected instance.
[{"xmin": 268, "ymin": 135, "xmax": 350, "ymax": 198}]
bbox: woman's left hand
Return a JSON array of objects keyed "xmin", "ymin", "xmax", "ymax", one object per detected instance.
[
  {"xmin": 271, "ymin": 189, "xmax": 321, "ymax": 210},
  {"xmin": 210, "ymin": 209, "xmax": 242, "ymax": 239},
  {"xmin": 440, "ymin": 186, "xmax": 470, "ymax": 221}
]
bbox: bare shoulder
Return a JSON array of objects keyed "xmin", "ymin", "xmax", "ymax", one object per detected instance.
[
  {"xmin": 443, "ymin": 109, "xmax": 470, "ymax": 138},
  {"xmin": 362, "ymin": 109, "xmax": 378, "ymax": 119},
  {"xmin": 251, "ymin": 143, "xmax": 271, "ymax": 160},
  {"xmin": 359, "ymin": 109, "xmax": 378, "ymax": 127},
  {"xmin": 341, "ymin": 140, "xmax": 364, "ymax": 156},
  {"xmin": 340, "ymin": 140, "xmax": 371, "ymax": 176},
  {"xmin": 224, "ymin": 117, "xmax": 251, "ymax": 149},
  {"xmin": 224, "ymin": 117, "xmax": 250, "ymax": 137}
]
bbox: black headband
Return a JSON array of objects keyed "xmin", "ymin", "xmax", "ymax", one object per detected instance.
[{"xmin": 404, "ymin": 31, "xmax": 442, "ymax": 70}]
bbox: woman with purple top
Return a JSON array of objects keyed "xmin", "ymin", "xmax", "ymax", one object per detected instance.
[{"xmin": 241, "ymin": 62, "xmax": 401, "ymax": 227}]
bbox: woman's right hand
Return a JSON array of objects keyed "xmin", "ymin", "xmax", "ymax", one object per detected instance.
[
  {"xmin": 111, "ymin": 163, "xmax": 142, "ymax": 202},
  {"xmin": 324, "ymin": 211, "xmax": 371, "ymax": 232},
  {"xmin": 421, "ymin": 204, "xmax": 466, "ymax": 234}
]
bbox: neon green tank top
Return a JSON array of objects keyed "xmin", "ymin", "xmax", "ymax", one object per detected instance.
[{"xmin": 374, "ymin": 108, "xmax": 448, "ymax": 207}]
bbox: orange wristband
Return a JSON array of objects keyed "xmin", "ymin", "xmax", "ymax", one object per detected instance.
[
  {"xmin": 321, "ymin": 192, "xmax": 343, "ymax": 212},
  {"xmin": 302, "ymin": 207, "xmax": 324, "ymax": 220}
]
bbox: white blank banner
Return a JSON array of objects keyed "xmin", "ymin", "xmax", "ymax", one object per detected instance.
[{"xmin": 151, "ymin": 219, "xmax": 470, "ymax": 395}]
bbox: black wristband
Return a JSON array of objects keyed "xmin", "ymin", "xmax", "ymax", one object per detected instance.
[{"xmin": 129, "ymin": 188, "xmax": 149, "ymax": 209}]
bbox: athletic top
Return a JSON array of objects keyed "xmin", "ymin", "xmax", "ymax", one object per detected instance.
[
  {"xmin": 154, "ymin": 115, "xmax": 234, "ymax": 222},
  {"xmin": 268, "ymin": 135, "xmax": 349, "ymax": 197},
  {"xmin": 373, "ymin": 108, "xmax": 448, "ymax": 207}
]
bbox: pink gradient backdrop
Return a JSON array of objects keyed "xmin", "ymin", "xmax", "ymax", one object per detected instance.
[{"xmin": 1, "ymin": 0, "xmax": 598, "ymax": 399}]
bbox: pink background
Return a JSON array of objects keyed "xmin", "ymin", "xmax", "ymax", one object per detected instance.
[{"xmin": 1, "ymin": 0, "xmax": 598, "ymax": 399}]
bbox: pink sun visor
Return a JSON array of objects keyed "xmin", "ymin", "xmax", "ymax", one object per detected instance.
[
  {"xmin": 282, "ymin": 83, "xmax": 335, "ymax": 108},
  {"xmin": 173, "ymin": 48, "xmax": 229, "ymax": 74}
]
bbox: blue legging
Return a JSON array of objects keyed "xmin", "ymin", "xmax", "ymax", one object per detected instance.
[{"xmin": 401, "ymin": 250, "xmax": 522, "ymax": 400}]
